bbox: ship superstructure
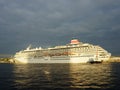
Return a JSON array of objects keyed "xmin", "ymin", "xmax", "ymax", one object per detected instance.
[{"xmin": 14, "ymin": 39, "xmax": 111, "ymax": 63}]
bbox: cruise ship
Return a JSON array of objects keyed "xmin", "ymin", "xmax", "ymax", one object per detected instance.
[{"xmin": 13, "ymin": 39, "xmax": 111, "ymax": 63}]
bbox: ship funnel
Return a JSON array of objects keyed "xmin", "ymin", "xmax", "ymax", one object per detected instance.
[{"xmin": 70, "ymin": 39, "xmax": 80, "ymax": 44}]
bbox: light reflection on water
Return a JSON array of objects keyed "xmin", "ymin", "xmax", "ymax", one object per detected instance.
[
  {"xmin": 69, "ymin": 64, "xmax": 113, "ymax": 89},
  {"xmin": 0, "ymin": 63, "xmax": 120, "ymax": 89},
  {"xmin": 13, "ymin": 63, "xmax": 113, "ymax": 89}
]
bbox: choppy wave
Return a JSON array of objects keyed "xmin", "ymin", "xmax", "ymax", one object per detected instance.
[{"xmin": 0, "ymin": 63, "xmax": 120, "ymax": 90}]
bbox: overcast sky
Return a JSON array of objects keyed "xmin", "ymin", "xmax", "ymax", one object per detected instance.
[{"xmin": 0, "ymin": 0, "xmax": 120, "ymax": 55}]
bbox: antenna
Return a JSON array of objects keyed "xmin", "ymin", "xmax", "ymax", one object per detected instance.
[
  {"xmin": 72, "ymin": 36, "xmax": 78, "ymax": 40},
  {"xmin": 26, "ymin": 44, "xmax": 32, "ymax": 50}
]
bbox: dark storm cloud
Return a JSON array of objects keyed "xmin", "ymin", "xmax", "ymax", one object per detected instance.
[{"xmin": 0, "ymin": 0, "xmax": 120, "ymax": 55}]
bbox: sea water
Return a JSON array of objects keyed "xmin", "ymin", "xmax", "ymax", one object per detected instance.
[{"xmin": 0, "ymin": 63, "xmax": 120, "ymax": 90}]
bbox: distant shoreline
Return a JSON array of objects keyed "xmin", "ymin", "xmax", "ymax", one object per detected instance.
[
  {"xmin": 0, "ymin": 56, "xmax": 120, "ymax": 63},
  {"xmin": 0, "ymin": 58, "xmax": 11, "ymax": 63},
  {"xmin": 107, "ymin": 57, "xmax": 120, "ymax": 62}
]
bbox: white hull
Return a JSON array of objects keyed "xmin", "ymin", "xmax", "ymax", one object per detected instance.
[{"xmin": 14, "ymin": 56, "xmax": 107, "ymax": 64}]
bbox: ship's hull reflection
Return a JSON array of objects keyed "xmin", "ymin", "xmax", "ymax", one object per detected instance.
[{"xmin": 13, "ymin": 63, "xmax": 113, "ymax": 89}]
